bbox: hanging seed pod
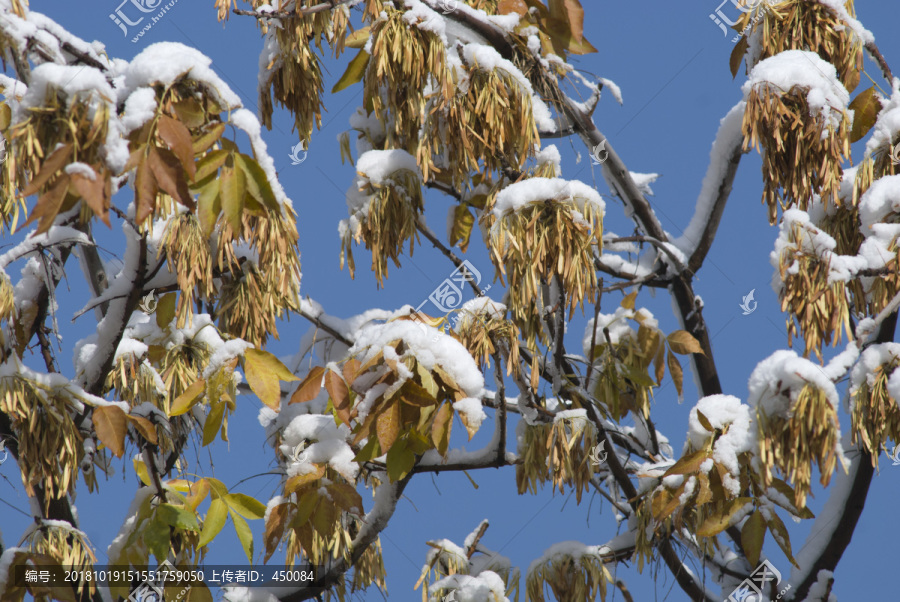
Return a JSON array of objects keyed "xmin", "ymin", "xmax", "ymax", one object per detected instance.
[
  {"xmin": 849, "ymin": 344, "xmax": 900, "ymax": 467},
  {"xmin": 340, "ymin": 149, "xmax": 424, "ymax": 286},
  {"xmin": 546, "ymin": 411, "xmax": 597, "ymax": 504},
  {"xmin": 453, "ymin": 298, "xmax": 520, "ymax": 377},
  {"xmin": 742, "ymin": 51, "xmax": 850, "ymax": 223},
  {"xmin": 737, "ymin": 0, "xmax": 864, "ymax": 93},
  {"xmin": 516, "ymin": 421, "xmax": 551, "ymax": 495},
  {"xmin": 525, "ymin": 545, "xmax": 611, "ymax": 602},
  {"xmin": 486, "ymin": 177, "xmax": 604, "ymax": 347},
  {"xmin": 774, "ymin": 211, "xmax": 853, "ymax": 359},
  {"xmin": 422, "ymin": 44, "xmax": 537, "ymax": 188},
  {"xmin": 365, "ymin": 8, "xmax": 451, "ymax": 153},
  {"xmin": 161, "ymin": 212, "xmax": 215, "ymax": 327},
  {"xmin": 755, "ymin": 378, "xmax": 840, "ymax": 508}
]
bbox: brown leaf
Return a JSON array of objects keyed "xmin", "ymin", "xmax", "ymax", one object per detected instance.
[
  {"xmin": 93, "ymin": 405, "xmax": 128, "ymax": 458},
  {"xmin": 376, "ymin": 402, "xmax": 401, "ymax": 453},
  {"xmin": 127, "ymin": 414, "xmax": 158, "ymax": 445},
  {"xmin": 148, "ymin": 146, "xmax": 195, "ymax": 209},
  {"xmin": 667, "ymin": 330, "xmax": 705, "ymax": 355},
  {"xmin": 343, "ymin": 358, "xmax": 362, "ymax": 388},
  {"xmin": 498, "ymin": 0, "xmax": 528, "ymax": 15},
  {"xmin": 741, "ymin": 509, "xmax": 766, "ymax": 567},
  {"xmin": 291, "ymin": 366, "xmax": 326, "ymax": 404},
  {"xmin": 730, "ymin": 36, "xmax": 749, "ymax": 79},
  {"xmin": 848, "ymin": 86, "xmax": 881, "ymax": 143},
  {"xmin": 134, "ymin": 156, "xmax": 159, "ymax": 224},
  {"xmin": 21, "ymin": 174, "xmax": 70, "ymax": 235},
  {"xmin": 157, "ymin": 114, "xmax": 197, "ymax": 180},
  {"xmin": 667, "ymin": 348, "xmax": 684, "ymax": 397},
  {"xmin": 71, "ymin": 169, "xmax": 111, "ymax": 227},
  {"xmin": 264, "ymin": 503, "xmax": 289, "ymax": 562},
  {"xmin": 192, "ymin": 123, "xmax": 226, "ymax": 155},
  {"xmin": 21, "ymin": 143, "xmax": 73, "ymax": 197},
  {"xmin": 431, "ymin": 402, "xmax": 453, "ymax": 456},
  {"xmin": 325, "ymin": 370, "xmax": 351, "ymax": 425},
  {"xmin": 286, "ymin": 465, "xmax": 326, "ymax": 495},
  {"xmin": 765, "ymin": 510, "xmax": 799, "ymax": 567}
]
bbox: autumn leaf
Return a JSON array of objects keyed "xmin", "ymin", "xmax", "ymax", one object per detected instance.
[
  {"xmin": 730, "ymin": 35, "xmax": 749, "ymax": 79},
  {"xmin": 243, "ymin": 348, "xmax": 299, "ymax": 410},
  {"xmin": 325, "ymin": 369, "xmax": 351, "ymax": 424},
  {"xmin": 376, "ymin": 402, "xmax": 401, "ymax": 452},
  {"xmin": 93, "ymin": 405, "xmax": 128, "ymax": 458},
  {"xmin": 290, "ymin": 366, "xmax": 325, "ymax": 404},
  {"xmin": 449, "ymin": 204, "xmax": 475, "ymax": 252},
  {"xmin": 170, "ymin": 378, "xmax": 206, "ymax": 416},
  {"xmin": 220, "ymin": 164, "xmax": 245, "ymax": 232},
  {"xmin": 135, "ymin": 156, "xmax": 159, "ymax": 224},
  {"xmin": 741, "ymin": 510, "xmax": 766, "ymax": 567},
  {"xmin": 333, "ymin": 50, "xmax": 369, "ymax": 93},
  {"xmin": 157, "ymin": 114, "xmax": 197, "ymax": 180},
  {"xmin": 21, "ymin": 143, "xmax": 73, "ymax": 197},
  {"xmin": 667, "ymin": 330, "xmax": 704, "ymax": 355},
  {"xmin": 667, "ymin": 348, "xmax": 684, "ymax": 397},
  {"xmin": 127, "ymin": 415, "xmax": 158, "ymax": 445},
  {"xmin": 696, "ymin": 497, "xmax": 752, "ymax": 537},
  {"xmin": 198, "ymin": 498, "xmax": 228, "ymax": 548},
  {"xmin": 848, "ymin": 86, "xmax": 881, "ymax": 143},
  {"xmin": 21, "ymin": 174, "xmax": 70, "ymax": 235},
  {"xmin": 69, "ymin": 166, "xmax": 111, "ymax": 227},
  {"xmin": 224, "ymin": 493, "xmax": 266, "ymax": 520},
  {"xmin": 663, "ymin": 450, "xmax": 709, "ymax": 477},
  {"xmin": 148, "ymin": 145, "xmax": 195, "ymax": 209}
]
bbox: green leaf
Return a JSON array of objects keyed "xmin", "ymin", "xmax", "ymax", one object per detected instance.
[
  {"xmin": 235, "ymin": 153, "xmax": 279, "ymax": 211},
  {"xmin": 243, "ymin": 348, "xmax": 299, "ymax": 410},
  {"xmin": 202, "ymin": 400, "xmax": 226, "ymax": 446},
  {"xmin": 667, "ymin": 330, "xmax": 704, "ymax": 355},
  {"xmin": 155, "ymin": 292, "xmax": 177, "ymax": 329},
  {"xmin": 144, "ymin": 517, "xmax": 172, "ymax": 562},
  {"xmin": 230, "ymin": 509, "xmax": 255, "ymax": 564},
  {"xmin": 353, "ymin": 437, "xmax": 380, "ymax": 463},
  {"xmin": 696, "ymin": 497, "xmax": 752, "ymax": 537},
  {"xmin": 741, "ymin": 509, "xmax": 766, "ymax": 567},
  {"xmin": 332, "ymin": 50, "xmax": 370, "ymax": 93},
  {"xmin": 156, "ymin": 503, "xmax": 200, "ymax": 532},
  {"xmin": 224, "ymin": 493, "xmax": 266, "ymax": 520},
  {"xmin": 195, "ymin": 177, "xmax": 221, "ymax": 238},
  {"xmin": 386, "ymin": 438, "xmax": 416, "ymax": 482},
  {"xmin": 848, "ymin": 86, "xmax": 881, "ymax": 143}
]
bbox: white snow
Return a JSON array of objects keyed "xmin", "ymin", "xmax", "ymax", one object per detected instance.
[
  {"xmin": 686, "ymin": 395, "xmax": 755, "ymax": 495},
  {"xmin": 356, "ymin": 148, "xmax": 422, "ymax": 185},
  {"xmin": 747, "ymin": 350, "xmax": 839, "ymax": 418},
  {"xmin": 280, "ymin": 414, "xmax": 359, "ymax": 482},
  {"xmin": 743, "ymin": 50, "xmax": 849, "ymax": 131},
  {"xmin": 350, "ymin": 320, "xmax": 484, "ymax": 397},
  {"xmin": 491, "ymin": 177, "xmax": 605, "ymax": 222}
]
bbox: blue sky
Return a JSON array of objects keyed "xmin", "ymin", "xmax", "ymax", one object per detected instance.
[{"xmin": 2, "ymin": 1, "xmax": 900, "ymax": 600}]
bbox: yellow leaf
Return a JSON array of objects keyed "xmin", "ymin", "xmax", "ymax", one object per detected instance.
[
  {"xmin": 498, "ymin": 0, "xmax": 528, "ymax": 15},
  {"xmin": 345, "ymin": 26, "xmax": 370, "ymax": 49},
  {"xmin": 621, "ymin": 290, "xmax": 638, "ymax": 310},
  {"xmin": 663, "ymin": 450, "xmax": 709, "ymax": 477},
  {"xmin": 696, "ymin": 497, "xmax": 752, "ymax": 537},
  {"xmin": 93, "ymin": 405, "xmax": 128, "ymax": 458},
  {"xmin": 224, "ymin": 493, "xmax": 266, "ymax": 520},
  {"xmin": 449, "ymin": 205, "xmax": 475, "ymax": 252},
  {"xmin": 290, "ymin": 366, "xmax": 325, "ymax": 404},
  {"xmin": 229, "ymin": 509, "xmax": 254, "ymax": 563},
  {"xmin": 220, "ymin": 164, "xmax": 245, "ymax": 233},
  {"xmin": 285, "ymin": 465, "xmax": 326, "ymax": 495},
  {"xmin": 133, "ymin": 457, "xmax": 152, "ymax": 487},
  {"xmin": 155, "ymin": 292, "xmax": 177, "ymax": 328},
  {"xmin": 243, "ymin": 348, "xmax": 299, "ymax": 410},
  {"xmin": 667, "ymin": 330, "xmax": 704, "ymax": 355},
  {"xmin": 202, "ymin": 401, "xmax": 226, "ymax": 446},
  {"xmin": 170, "ymin": 378, "xmax": 206, "ymax": 416},
  {"xmin": 332, "ymin": 50, "xmax": 369, "ymax": 94},
  {"xmin": 741, "ymin": 510, "xmax": 766, "ymax": 567}
]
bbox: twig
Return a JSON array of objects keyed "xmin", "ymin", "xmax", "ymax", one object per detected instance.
[{"xmin": 464, "ymin": 521, "xmax": 489, "ymax": 559}]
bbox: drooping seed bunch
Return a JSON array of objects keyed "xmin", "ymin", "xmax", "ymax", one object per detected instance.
[{"xmin": 850, "ymin": 345, "xmax": 900, "ymax": 467}]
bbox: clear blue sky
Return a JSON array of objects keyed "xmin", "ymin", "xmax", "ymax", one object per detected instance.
[{"xmin": 2, "ymin": 1, "xmax": 899, "ymax": 600}]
